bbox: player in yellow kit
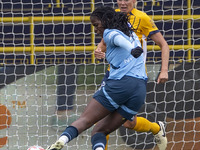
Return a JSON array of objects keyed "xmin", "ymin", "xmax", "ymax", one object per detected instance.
[{"xmin": 94, "ymin": 0, "xmax": 169, "ymax": 150}]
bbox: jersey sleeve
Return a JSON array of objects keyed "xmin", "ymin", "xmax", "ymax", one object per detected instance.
[
  {"xmin": 113, "ymin": 35, "xmax": 134, "ymax": 52},
  {"xmin": 104, "ymin": 29, "xmax": 134, "ymax": 53},
  {"xmin": 103, "ymin": 29, "xmax": 117, "ymax": 46},
  {"xmin": 140, "ymin": 14, "xmax": 159, "ymax": 38}
]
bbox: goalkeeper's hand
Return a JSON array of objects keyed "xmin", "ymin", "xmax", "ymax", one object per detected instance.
[
  {"xmin": 46, "ymin": 140, "xmax": 64, "ymax": 150},
  {"xmin": 131, "ymin": 46, "xmax": 143, "ymax": 58}
]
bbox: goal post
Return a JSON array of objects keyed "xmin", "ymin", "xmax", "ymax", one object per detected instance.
[{"xmin": 0, "ymin": 0, "xmax": 200, "ymax": 150}]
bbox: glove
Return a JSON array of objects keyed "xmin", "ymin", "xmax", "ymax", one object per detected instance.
[
  {"xmin": 46, "ymin": 140, "xmax": 64, "ymax": 150},
  {"xmin": 131, "ymin": 46, "xmax": 143, "ymax": 58}
]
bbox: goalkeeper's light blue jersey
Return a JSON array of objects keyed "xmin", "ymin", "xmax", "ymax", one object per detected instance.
[{"xmin": 103, "ymin": 29, "xmax": 147, "ymax": 80}]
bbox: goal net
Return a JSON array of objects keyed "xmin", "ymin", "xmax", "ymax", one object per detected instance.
[{"xmin": 0, "ymin": 0, "xmax": 200, "ymax": 150}]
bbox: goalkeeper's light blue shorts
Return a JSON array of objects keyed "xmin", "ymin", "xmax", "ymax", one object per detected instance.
[{"xmin": 93, "ymin": 75, "xmax": 146, "ymax": 121}]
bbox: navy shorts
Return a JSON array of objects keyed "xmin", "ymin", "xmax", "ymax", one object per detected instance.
[{"xmin": 93, "ymin": 75, "xmax": 146, "ymax": 121}]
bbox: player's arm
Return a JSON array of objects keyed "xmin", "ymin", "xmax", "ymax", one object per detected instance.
[
  {"xmin": 94, "ymin": 38, "xmax": 106, "ymax": 59},
  {"xmin": 141, "ymin": 14, "xmax": 169, "ymax": 83},
  {"xmin": 150, "ymin": 32, "xmax": 169, "ymax": 84},
  {"xmin": 97, "ymin": 38, "xmax": 106, "ymax": 52},
  {"xmin": 113, "ymin": 34, "xmax": 143, "ymax": 58}
]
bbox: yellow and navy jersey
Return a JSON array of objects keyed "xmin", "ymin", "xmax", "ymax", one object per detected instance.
[{"xmin": 115, "ymin": 8, "xmax": 159, "ymax": 62}]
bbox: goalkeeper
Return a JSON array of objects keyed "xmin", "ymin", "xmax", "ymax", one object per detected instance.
[
  {"xmin": 94, "ymin": 0, "xmax": 169, "ymax": 150},
  {"xmin": 47, "ymin": 6, "xmax": 149, "ymax": 150}
]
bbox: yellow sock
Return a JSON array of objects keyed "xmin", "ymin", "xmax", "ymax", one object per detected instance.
[
  {"xmin": 105, "ymin": 135, "xmax": 109, "ymax": 150},
  {"xmin": 133, "ymin": 117, "xmax": 160, "ymax": 135}
]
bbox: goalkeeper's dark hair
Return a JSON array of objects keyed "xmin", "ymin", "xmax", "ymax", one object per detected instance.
[{"xmin": 90, "ymin": 6, "xmax": 132, "ymax": 36}]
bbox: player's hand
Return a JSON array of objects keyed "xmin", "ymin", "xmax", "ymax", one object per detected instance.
[
  {"xmin": 46, "ymin": 140, "xmax": 64, "ymax": 150},
  {"xmin": 131, "ymin": 46, "xmax": 143, "ymax": 58},
  {"xmin": 157, "ymin": 71, "xmax": 168, "ymax": 84},
  {"xmin": 94, "ymin": 48, "xmax": 105, "ymax": 59}
]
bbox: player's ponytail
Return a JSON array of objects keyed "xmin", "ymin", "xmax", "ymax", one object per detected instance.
[{"xmin": 91, "ymin": 6, "xmax": 132, "ymax": 36}]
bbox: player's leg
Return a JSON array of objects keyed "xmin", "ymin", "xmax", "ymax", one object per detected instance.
[
  {"xmin": 123, "ymin": 117, "xmax": 167, "ymax": 150},
  {"xmin": 91, "ymin": 111, "xmax": 127, "ymax": 150},
  {"xmin": 46, "ymin": 98, "xmax": 111, "ymax": 150},
  {"xmin": 97, "ymin": 70, "xmax": 110, "ymax": 150},
  {"xmin": 123, "ymin": 116, "xmax": 160, "ymax": 134},
  {"xmin": 71, "ymin": 98, "xmax": 111, "ymax": 133}
]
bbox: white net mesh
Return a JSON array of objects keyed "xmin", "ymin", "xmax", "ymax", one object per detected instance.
[{"xmin": 0, "ymin": 0, "xmax": 200, "ymax": 150}]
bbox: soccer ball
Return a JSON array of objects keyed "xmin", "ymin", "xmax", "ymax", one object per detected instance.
[{"xmin": 27, "ymin": 146, "xmax": 45, "ymax": 150}]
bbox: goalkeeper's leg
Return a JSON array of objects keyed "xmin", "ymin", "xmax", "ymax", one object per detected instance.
[
  {"xmin": 105, "ymin": 116, "xmax": 158, "ymax": 149},
  {"xmin": 105, "ymin": 135, "xmax": 109, "ymax": 150},
  {"xmin": 123, "ymin": 116, "xmax": 167, "ymax": 150}
]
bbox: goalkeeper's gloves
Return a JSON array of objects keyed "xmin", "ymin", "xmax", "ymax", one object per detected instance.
[
  {"xmin": 46, "ymin": 140, "xmax": 64, "ymax": 150},
  {"xmin": 131, "ymin": 46, "xmax": 143, "ymax": 58}
]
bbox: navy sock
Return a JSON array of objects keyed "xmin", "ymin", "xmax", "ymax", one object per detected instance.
[
  {"xmin": 91, "ymin": 133, "xmax": 107, "ymax": 150},
  {"xmin": 61, "ymin": 126, "xmax": 78, "ymax": 142}
]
